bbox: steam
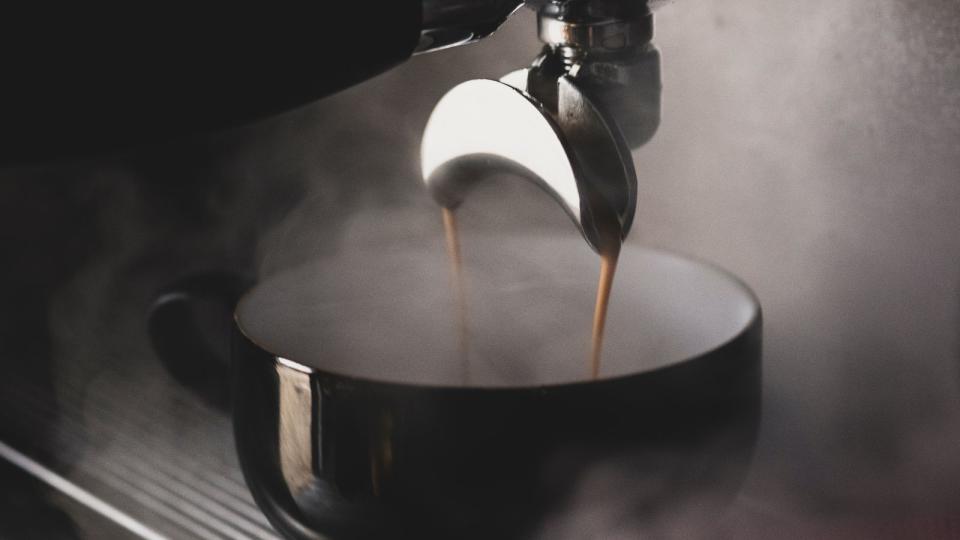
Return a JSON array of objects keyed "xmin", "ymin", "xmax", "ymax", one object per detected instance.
[{"xmin": 0, "ymin": 0, "xmax": 957, "ymax": 537}]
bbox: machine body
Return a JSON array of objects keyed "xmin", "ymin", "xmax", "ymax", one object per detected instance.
[{"xmin": 0, "ymin": 1, "xmax": 661, "ymax": 167}]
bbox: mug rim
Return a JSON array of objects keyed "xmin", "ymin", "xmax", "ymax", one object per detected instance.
[{"xmin": 234, "ymin": 245, "xmax": 762, "ymax": 393}]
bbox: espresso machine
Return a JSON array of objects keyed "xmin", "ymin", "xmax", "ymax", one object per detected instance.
[{"xmin": 5, "ymin": 0, "xmax": 960, "ymax": 538}]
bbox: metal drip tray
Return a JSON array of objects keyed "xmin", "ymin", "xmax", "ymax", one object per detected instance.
[{"xmin": 0, "ymin": 357, "xmax": 277, "ymax": 540}]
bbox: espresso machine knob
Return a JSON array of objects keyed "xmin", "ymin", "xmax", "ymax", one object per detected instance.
[{"xmin": 422, "ymin": 1, "xmax": 661, "ymax": 253}]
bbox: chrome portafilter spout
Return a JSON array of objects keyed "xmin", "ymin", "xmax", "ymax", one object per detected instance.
[{"xmin": 421, "ymin": 0, "xmax": 661, "ymax": 253}]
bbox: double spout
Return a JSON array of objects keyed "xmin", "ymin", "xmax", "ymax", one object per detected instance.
[{"xmin": 421, "ymin": 3, "xmax": 661, "ymax": 253}]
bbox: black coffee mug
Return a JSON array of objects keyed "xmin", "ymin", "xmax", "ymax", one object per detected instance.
[{"xmin": 151, "ymin": 240, "xmax": 761, "ymax": 540}]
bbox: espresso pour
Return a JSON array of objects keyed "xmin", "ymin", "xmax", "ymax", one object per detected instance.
[
  {"xmin": 440, "ymin": 208, "xmax": 622, "ymax": 379},
  {"xmin": 423, "ymin": 43, "xmax": 647, "ymax": 376},
  {"xmin": 441, "ymin": 208, "xmax": 471, "ymax": 379},
  {"xmin": 591, "ymin": 248, "xmax": 620, "ymax": 377}
]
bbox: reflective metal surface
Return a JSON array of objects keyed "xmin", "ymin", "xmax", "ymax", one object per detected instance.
[
  {"xmin": 422, "ymin": 77, "xmax": 631, "ymax": 252},
  {"xmin": 0, "ymin": 339, "xmax": 279, "ymax": 539},
  {"xmin": 422, "ymin": 1, "xmax": 662, "ymax": 253},
  {"xmin": 417, "ymin": 0, "xmax": 524, "ymax": 53},
  {"xmin": 536, "ymin": 2, "xmax": 654, "ymax": 57},
  {"xmin": 421, "ymin": 70, "xmax": 644, "ymax": 252},
  {"xmin": 415, "ymin": 0, "xmax": 664, "ymax": 54}
]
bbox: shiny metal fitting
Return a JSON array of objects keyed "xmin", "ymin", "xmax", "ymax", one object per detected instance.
[
  {"xmin": 538, "ymin": 9, "xmax": 653, "ymax": 59},
  {"xmin": 416, "ymin": 0, "xmax": 524, "ymax": 54}
]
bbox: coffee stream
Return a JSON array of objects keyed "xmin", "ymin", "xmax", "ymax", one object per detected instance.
[
  {"xmin": 590, "ymin": 248, "xmax": 620, "ymax": 379},
  {"xmin": 441, "ymin": 208, "xmax": 471, "ymax": 381},
  {"xmin": 441, "ymin": 209, "xmax": 619, "ymax": 380}
]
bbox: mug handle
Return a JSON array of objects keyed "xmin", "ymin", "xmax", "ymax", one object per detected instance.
[{"xmin": 147, "ymin": 271, "xmax": 253, "ymax": 411}]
